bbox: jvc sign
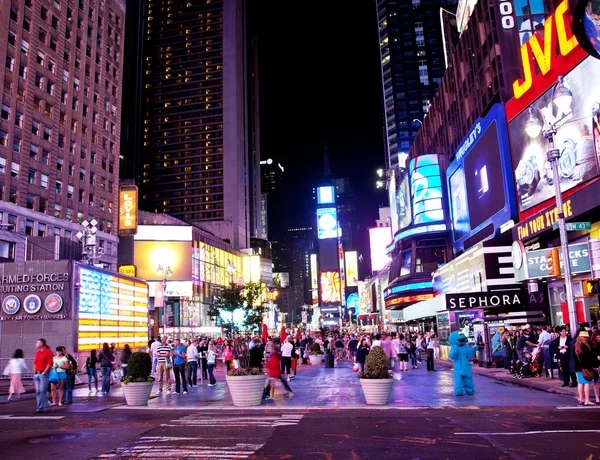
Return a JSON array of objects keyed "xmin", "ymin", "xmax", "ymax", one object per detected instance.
[{"xmin": 445, "ymin": 290, "xmax": 525, "ymax": 310}]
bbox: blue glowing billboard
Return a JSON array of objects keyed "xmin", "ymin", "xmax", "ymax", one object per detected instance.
[
  {"xmin": 317, "ymin": 186, "xmax": 335, "ymax": 205},
  {"xmin": 317, "ymin": 207, "xmax": 338, "ymax": 239},
  {"xmin": 409, "ymin": 155, "xmax": 445, "ymax": 225},
  {"xmin": 447, "ymin": 104, "xmax": 517, "ymax": 254}
]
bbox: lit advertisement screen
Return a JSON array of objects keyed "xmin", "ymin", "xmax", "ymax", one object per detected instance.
[
  {"xmin": 134, "ymin": 241, "xmax": 192, "ymax": 282},
  {"xmin": 317, "ymin": 186, "xmax": 335, "ymax": 204},
  {"xmin": 320, "ymin": 271, "xmax": 341, "ymax": 304},
  {"xmin": 448, "ymin": 104, "xmax": 517, "ymax": 253},
  {"xmin": 317, "ymin": 207, "xmax": 338, "ymax": 239},
  {"xmin": 369, "ymin": 227, "xmax": 392, "ymax": 272},
  {"xmin": 409, "ymin": 155, "xmax": 444, "ymax": 225},
  {"xmin": 76, "ymin": 266, "xmax": 149, "ymax": 351},
  {"xmin": 509, "ymin": 57, "xmax": 600, "ymax": 217},
  {"xmin": 345, "ymin": 251, "xmax": 358, "ymax": 287}
]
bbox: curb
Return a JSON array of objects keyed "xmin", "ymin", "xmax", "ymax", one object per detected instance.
[{"xmin": 435, "ymin": 360, "xmax": 577, "ymax": 397}]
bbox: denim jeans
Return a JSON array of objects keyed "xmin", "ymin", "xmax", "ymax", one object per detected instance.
[
  {"xmin": 101, "ymin": 367, "xmax": 112, "ymax": 393},
  {"xmin": 88, "ymin": 367, "xmax": 98, "ymax": 391},
  {"xmin": 34, "ymin": 373, "xmax": 49, "ymax": 411},
  {"xmin": 122, "ymin": 364, "xmax": 128, "ymax": 378},
  {"xmin": 187, "ymin": 361, "xmax": 198, "ymax": 386},
  {"xmin": 207, "ymin": 363, "xmax": 216, "ymax": 385},
  {"xmin": 416, "ymin": 348, "xmax": 422, "ymax": 363},
  {"xmin": 151, "ymin": 357, "xmax": 158, "ymax": 374},
  {"xmin": 173, "ymin": 363, "xmax": 187, "ymax": 393},
  {"xmin": 410, "ymin": 353, "xmax": 418, "ymax": 367},
  {"xmin": 62, "ymin": 374, "xmax": 73, "ymax": 403}
]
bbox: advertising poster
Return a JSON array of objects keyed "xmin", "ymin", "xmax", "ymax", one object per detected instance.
[
  {"xmin": 510, "ymin": 57, "xmax": 600, "ymax": 215},
  {"xmin": 320, "ymin": 271, "xmax": 341, "ymax": 304},
  {"xmin": 118, "ymin": 185, "xmax": 138, "ymax": 236},
  {"xmin": 133, "ymin": 240, "xmax": 193, "ymax": 282},
  {"xmin": 410, "ymin": 155, "xmax": 444, "ymax": 225},
  {"xmin": 317, "ymin": 207, "xmax": 338, "ymax": 239},
  {"xmin": 310, "ymin": 254, "xmax": 318, "ymax": 289},
  {"xmin": 369, "ymin": 227, "xmax": 392, "ymax": 272},
  {"xmin": 345, "ymin": 251, "xmax": 359, "ymax": 287}
]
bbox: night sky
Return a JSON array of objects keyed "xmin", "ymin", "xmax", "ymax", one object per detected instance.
[{"xmin": 254, "ymin": 2, "xmax": 388, "ymax": 241}]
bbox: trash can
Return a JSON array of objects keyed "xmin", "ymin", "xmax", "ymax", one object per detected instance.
[{"xmin": 324, "ymin": 353, "xmax": 334, "ymax": 368}]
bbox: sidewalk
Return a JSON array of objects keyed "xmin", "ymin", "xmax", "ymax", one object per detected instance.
[{"xmin": 435, "ymin": 359, "xmax": 578, "ymax": 396}]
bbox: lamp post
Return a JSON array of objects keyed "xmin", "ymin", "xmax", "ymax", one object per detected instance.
[
  {"xmin": 525, "ymin": 75, "xmax": 578, "ymax": 338},
  {"xmin": 156, "ymin": 264, "xmax": 172, "ymax": 326}
]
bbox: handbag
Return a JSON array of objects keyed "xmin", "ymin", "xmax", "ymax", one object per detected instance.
[
  {"xmin": 49, "ymin": 369, "xmax": 60, "ymax": 384},
  {"xmin": 582, "ymin": 368, "xmax": 599, "ymax": 381}
]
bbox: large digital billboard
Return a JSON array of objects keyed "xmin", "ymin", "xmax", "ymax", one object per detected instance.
[
  {"xmin": 410, "ymin": 155, "xmax": 444, "ymax": 225},
  {"xmin": 133, "ymin": 241, "xmax": 192, "ymax": 282},
  {"xmin": 118, "ymin": 185, "xmax": 138, "ymax": 237},
  {"xmin": 320, "ymin": 271, "xmax": 341, "ymax": 304},
  {"xmin": 317, "ymin": 207, "xmax": 338, "ymax": 239},
  {"xmin": 76, "ymin": 266, "xmax": 149, "ymax": 351},
  {"xmin": 345, "ymin": 251, "xmax": 359, "ymax": 287},
  {"xmin": 509, "ymin": 57, "xmax": 600, "ymax": 217},
  {"xmin": 447, "ymin": 104, "xmax": 517, "ymax": 253},
  {"xmin": 317, "ymin": 186, "xmax": 335, "ymax": 204},
  {"xmin": 369, "ymin": 227, "xmax": 392, "ymax": 273}
]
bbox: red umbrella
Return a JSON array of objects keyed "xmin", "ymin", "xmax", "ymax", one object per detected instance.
[
  {"xmin": 261, "ymin": 323, "xmax": 268, "ymax": 341},
  {"xmin": 295, "ymin": 327, "xmax": 302, "ymax": 340},
  {"xmin": 280, "ymin": 325, "xmax": 287, "ymax": 342}
]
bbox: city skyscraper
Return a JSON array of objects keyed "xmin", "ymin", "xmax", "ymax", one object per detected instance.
[
  {"xmin": 376, "ymin": 0, "xmax": 457, "ymax": 169},
  {"xmin": 139, "ymin": 0, "xmax": 261, "ymax": 250},
  {"xmin": 0, "ymin": 0, "xmax": 125, "ymax": 268}
]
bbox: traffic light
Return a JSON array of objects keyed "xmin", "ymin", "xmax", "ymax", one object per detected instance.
[
  {"xmin": 586, "ymin": 280, "xmax": 600, "ymax": 295},
  {"xmin": 546, "ymin": 248, "xmax": 561, "ymax": 277}
]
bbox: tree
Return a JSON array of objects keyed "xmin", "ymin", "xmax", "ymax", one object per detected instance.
[
  {"xmin": 208, "ymin": 281, "xmax": 265, "ymax": 335},
  {"xmin": 242, "ymin": 281, "xmax": 265, "ymax": 333},
  {"xmin": 208, "ymin": 283, "xmax": 243, "ymax": 335}
]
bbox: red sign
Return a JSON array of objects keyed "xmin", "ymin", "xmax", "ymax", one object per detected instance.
[
  {"xmin": 385, "ymin": 293, "xmax": 435, "ymax": 308},
  {"xmin": 506, "ymin": 0, "xmax": 588, "ymax": 120}
]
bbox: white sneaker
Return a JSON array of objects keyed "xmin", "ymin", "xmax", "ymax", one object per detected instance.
[
  {"xmin": 155, "ymin": 391, "xmax": 163, "ymax": 396},
  {"xmin": 167, "ymin": 390, "xmax": 174, "ymax": 395},
  {"xmin": 183, "ymin": 391, "xmax": 188, "ymax": 394}
]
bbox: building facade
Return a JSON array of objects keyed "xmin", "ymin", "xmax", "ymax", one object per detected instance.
[
  {"xmin": 0, "ymin": 0, "xmax": 125, "ymax": 269},
  {"xmin": 139, "ymin": 0, "xmax": 261, "ymax": 250}
]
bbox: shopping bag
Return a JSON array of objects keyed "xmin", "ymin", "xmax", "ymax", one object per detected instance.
[
  {"xmin": 353, "ymin": 363, "xmax": 360, "ymax": 373},
  {"xmin": 49, "ymin": 369, "xmax": 60, "ymax": 384},
  {"xmin": 113, "ymin": 369, "xmax": 122, "ymax": 381}
]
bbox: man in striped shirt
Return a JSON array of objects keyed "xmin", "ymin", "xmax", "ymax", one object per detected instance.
[{"xmin": 155, "ymin": 336, "xmax": 173, "ymax": 395}]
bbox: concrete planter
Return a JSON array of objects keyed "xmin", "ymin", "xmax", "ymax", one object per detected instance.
[
  {"xmin": 309, "ymin": 354, "xmax": 323, "ymax": 366},
  {"xmin": 359, "ymin": 378, "xmax": 393, "ymax": 405},
  {"xmin": 226, "ymin": 374, "xmax": 267, "ymax": 406},
  {"xmin": 122, "ymin": 381, "xmax": 154, "ymax": 406}
]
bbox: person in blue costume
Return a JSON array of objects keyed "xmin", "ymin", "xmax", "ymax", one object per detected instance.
[{"xmin": 449, "ymin": 331, "xmax": 477, "ymax": 396}]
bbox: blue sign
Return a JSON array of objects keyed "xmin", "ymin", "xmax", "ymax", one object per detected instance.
[
  {"xmin": 2, "ymin": 295, "xmax": 20, "ymax": 315},
  {"xmin": 447, "ymin": 104, "xmax": 518, "ymax": 254},
  {"xmin": 346, "ymin": 292, "xmax": 360, "ymax": 311},
  {"xmin": 317, "ymin": 186, "xmax": 335, "ymax": 205},
  {"xmin": 317, "ymin": 207, "xmax": 338, "ymax": 239},
  {"xmin": 409, "ymin": 155, "xmax": 444, "ymax": 225},
  {"xmin": 384, "ymin": 281, "xmax": 433, "ymax": 299},
  {"xmin": 23, "ymin": 294, "xmax": 42, "ymax": 314}
]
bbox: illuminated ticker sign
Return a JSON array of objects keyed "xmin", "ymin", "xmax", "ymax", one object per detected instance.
[
  {"xmin": 385, "ymin": 293, "xmax": 435, "ymax": 308},
  {"xmin": 118, "ymin": 185, "xmax": 138, "ymax": 236}
]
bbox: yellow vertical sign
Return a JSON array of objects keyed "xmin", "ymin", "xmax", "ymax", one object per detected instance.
[
  {"xmin": 345, "ymin": 251, "xmax": 358, "ymax": 287},
  {"xmin": 118, "ymin": 185, "xmax": 138, "ymax": 236}
]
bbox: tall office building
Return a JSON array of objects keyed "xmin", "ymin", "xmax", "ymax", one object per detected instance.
[
  {"xmin": 140, "ymin": 0, "xmax": 261, "ymax": 250},
  {"xmin": 288, "ymin": 226, "xmax": 314, "ymax": 313},
  {"xmin": 0, "ymin": 0, "xmax": 125, "ymax": 268},
  {"xmin": 376, "ymin": 0, "xmax": 457, "ymax": 169},
  {"xmin": 260, "ymin": 158, "xmax": 285, "ymax": 240}
]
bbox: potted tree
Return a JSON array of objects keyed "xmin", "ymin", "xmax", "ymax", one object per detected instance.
[
  {"xmin": 121, "ymin": 352, "xmax": 154, "ymax": 406},
  {"xmin": 226, "ymin": 367, "xmax": 267, "ymax": 406},
  {"xmin": 309, "ymin": 342, "xmax": 324, "ymax": 366},
  {"xmin": 358, "ymin": 346, "xmax": 393, "ymax": 405}
]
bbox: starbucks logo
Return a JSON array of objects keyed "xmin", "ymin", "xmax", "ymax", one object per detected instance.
[
  {"xmin": 45, "ymin": 294, "xmax": 63, "ymax": 314},
  {"xmin": 23, "ymin": 295, "xmax": 42, "ymax": 314},
  {"xmin": 2, "ymin": 295, "xmax": 20, "ymax": 315}
]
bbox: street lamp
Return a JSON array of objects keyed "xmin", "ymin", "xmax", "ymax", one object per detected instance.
[
  {"xmin": 156, "ymin": 263, "xmax": 173, "ymax": 296},
  {"xmin": 525, "ymin": 75, "xmax": 577, "ymax": 337},
  {"xmin": 412, "ymin": 118, "xmax": 423, "ymax": 126},
  {"xmin": 226, "ymin": 259, "xmax": 235, "ymax": 284}
]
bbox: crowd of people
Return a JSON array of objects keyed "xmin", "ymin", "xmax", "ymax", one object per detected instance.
[{"xmin": 501, "ymin": 322, "xmax": 600, "ymax": 406}]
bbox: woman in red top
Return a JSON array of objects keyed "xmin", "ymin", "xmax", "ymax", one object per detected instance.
[{"xmin": 264, "ymin": 344, "xmax": 293, "ymax": 400}]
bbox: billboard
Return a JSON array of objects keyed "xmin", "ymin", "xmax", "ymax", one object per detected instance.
[
  {"xmin": 456, "ymin": 0, "xmax": 478, "ymax": 33},
  {"xmin": 0, "ymin": 260, "xmax": 73, "ymax": 321},
  {"xmin": 345, "ymin": 251, "xmax": 359, "ymax": 287},
  {"xmin": 447, "ymin": 104, "xmax": 517, "ymax": 253},
  {"xmin": 76, "ymin": 265, "xmax": 149, "ymax": 351},
  {"xmin": 317, "ymin": 207, "xmax": 338, "ymax": 239},
  {"xmin": 369, "ymin": 227, "xmax": 392, "ymax": 273},
  {"xmin": 320, "ymin": 271, "xmax": 341, "ymax": 304},
  {"xmin": 118, "ymin": 185, "xmax": 138, "ymax": 236},
  {"xmin": 409, "ymin": 155, "xmax": 444, "ymax": 225},
  {"xmin": 357, "ymin": 282, "xmax": 371, "ymax": 315},
  {"xmin": 317, "ymin": 186, "xmax": 335, "ymax": 204},
  {"xmin": 509, "ymin": 57, "xmax": 600, "ymax": 217},
  {"xmin": 133, "ymin": 241, "xmax": 193, "ymax": 282},
  {"xmin": 310, "ymin": 254, "xmax": 318, "ymax": 289}
]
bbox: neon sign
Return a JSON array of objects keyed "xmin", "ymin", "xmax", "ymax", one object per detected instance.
[{"xmin": 385, "ymin": 293, "xmax": 435, "ymax": 308}]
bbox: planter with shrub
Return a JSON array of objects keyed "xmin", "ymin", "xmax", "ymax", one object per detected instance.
[
  {"xmin": 226, "ymin": 368, "xmax": 267, "ymax": 406},
  {"xmin": 309, "ymin": 342, "xmax": 324, "ymax": 366},
  {"xmin": 121, "ymin": 352, "xmax": 154, "ymax": 406},
  {"xmin": 358, "ymin": 346, "xmax": 393, "ymax": 405}
]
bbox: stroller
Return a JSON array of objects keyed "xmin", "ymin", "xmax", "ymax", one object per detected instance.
[{"xmin": 510, "ymin": 347, "xmax": 542, "ymax": 379}]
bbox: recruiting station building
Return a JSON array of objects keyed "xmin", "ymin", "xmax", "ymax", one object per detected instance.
[{"xmin": 0, "ymin": 260, "xmax": 149, "ymax": 371}]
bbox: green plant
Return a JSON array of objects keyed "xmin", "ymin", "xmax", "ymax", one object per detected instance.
[
  {"xmin": 227, "ymin": 368, "xmax": 264, "ymax": 377},
  {"xmin": 358, "ymin": 346, "xmax": 392, "ymax": 379},
  {"xmin": 310, "ymin": 342, "xmax": 323, "ymax": 355},
  {"xmin": 121, "ymin": 352, "xmax": 155, "ymax": 385}
]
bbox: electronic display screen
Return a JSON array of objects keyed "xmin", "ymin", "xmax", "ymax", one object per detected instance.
[
  {"xmin": 409, "ymin": 155, "xmax": 444, "ymax": 225},
  {"xmin": 317, "ymin": 207, "xmax": 338, "ymax": 239},
  {"xmin": 317, "ymin": 186, "xmax": 335, "ymax": 205},
  {"xmin": 320, "ymin": 271, "xmax": 342, "ymax": 304}
]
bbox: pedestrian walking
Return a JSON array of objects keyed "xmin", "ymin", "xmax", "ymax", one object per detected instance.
[
  {"xmin": 4, "ymin": 349, "xmax": 28, "ymax": 401},
  {"xmin": 85, "ymin": 350, "xmax": 99, "ymax": 392},
  {"xmin": 427, "ymin": 333, "xmax": 439, "ymax": 371},
  {"xmin": 223, "ymin": 343, "xmax": 233, "ymax": 372},
  {"xmin": 121, "ymin": 344, "xmax": 132, "ymax": 378},
  {"xmin": 265, "ymin": 345, "xmax": 293, "ymax": 400},
  {"xmin": 155, "ymin": 336, "xmax": 173, "ymax": 395},
  {"xmin": 207, "ymin": 343, "xmax": 217, "ymax": 386},
  {"xmin": 502, "ymin": 331, "xmax": 513, "ymax": 370},
  {"xmin": 172, "ymin": 338, "xmax": 188, "ymax": 394},
  {"xmin": 98, "ymin": 342, "xmax": 115, "ymax": 395},
  {"xmin": 555, "ymin": 328, "xmax": 577, "ymax": 387},
  {"xmin": 281, "ymin": 337, "xmax": 294, "ymax": 381},
  {"xmin": 150, "ymin": 336, "xmax": 161, "ymax": 374},
  {"xmin": 356, "ymin": 339, "xmax": 370, "ymax": 372},
  {"xmin": 50, "ymin": 347, "xmax": 70, "ymax": 406},
  {"xmin": 396, "ymin": 334, "xmax": 409, "ymax": 371},
  {"xmin": 33, "ymin": 339, "xmax": 54, "ymax": 414},
  {"xmin": 61, "ymin": 346, "xmax": 77, "ymax": 405},
  {"xmin": 186, "ymin": 339, "xmax": 199, "ymax": 387},
  {"xmin": 574, "ymin": 331, "xmax": 598, "ymax": 405}
]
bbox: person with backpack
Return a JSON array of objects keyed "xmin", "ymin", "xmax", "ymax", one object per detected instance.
[
  {"xmin": 61, "ymin": 346, "xmax": 77, "ymax": 404},
  {"xmin": 98, "ymin": 342, "xmax": 115, "ymax": 395},
  {"xmin": 85, "ymin": 350, "xmax": 99, "ymax": 393}
]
